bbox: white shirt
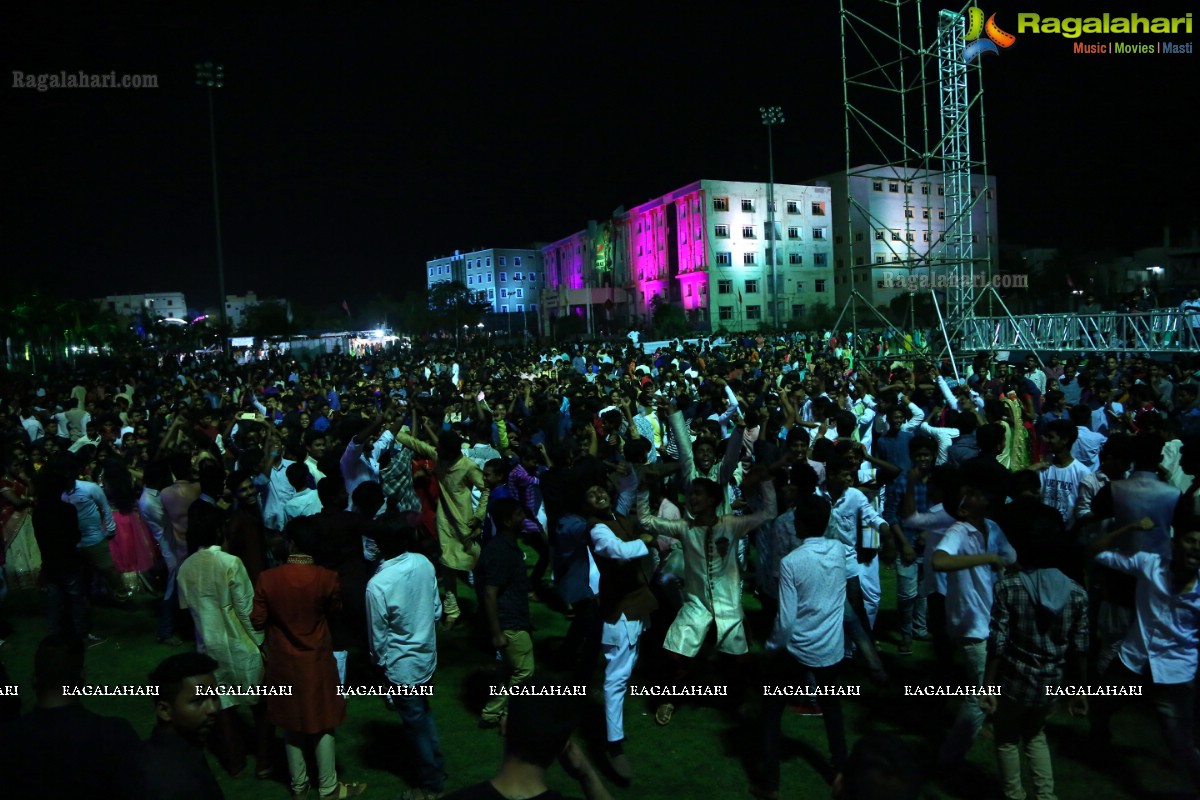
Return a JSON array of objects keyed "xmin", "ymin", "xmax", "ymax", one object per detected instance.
[
  {"xmin": 282, "ymin": 488, "xmax": 323, "ymax": 527},
  {"xmin": 908, "ymin": 504, "xmax": 958, "ymax": 597},
  {"xmin": 21, "ymin": 416, "xmax": 44, "ymax": 443},
  {"xmin": 936, "ymin": 519, "xmax": 1017, "ymax": 640},
  {"xmin": 1094, "ymin": 550, "xmax": 1200, "ymax": 684},
  {"xmin": 366, "ymin": 552, "xmax": 442, "ymax": 686},
  {"xmin": 1072, "ymin": 427, "xmax": 1107, "ymax": 474},
  {"xmin": 767, "ymin": 537, "xmax": 846, "ymax": 668},
  {"xmin": 261, "ymin": 459, "xmax": 297, "ymax": 532},
  {"xmin": 1040, "ymin": 460, "xmax": 1091, "ymax": 528},
  {"xmin": 825, "ymin": 487, "xmax": 888, "ymax": 579}
]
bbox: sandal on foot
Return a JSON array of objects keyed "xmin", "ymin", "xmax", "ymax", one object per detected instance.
[
  {"xmin": 291, "ymin": 787, "xmax": 310, "ymax": 800},
  {"xmin": 655, "ymin": 703, "xmax": 675, "ymax": 726},
  {"xmin": 319, "ymin": 783, "xmax": 367, "ymax": 799}
]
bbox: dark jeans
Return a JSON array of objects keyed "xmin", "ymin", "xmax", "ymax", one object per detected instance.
[
  {"xmin": 561, "ymin": 598, "xmax": 603, "ymax": 685},
  {"xmin": 45, "ymin": 569, "xmax": 91, "ymax": 638},
  {"xmin": 760, "ymin": 655, "xmax": 848, "ymax": 791},
  {"xmin": 926, "ymin": 593, "xmax": 955, "ymax": 675},
  {"xmin": 1091, "ymin": 660, "xmax": 1200, "ymax": 791},
  {"xmin": 844, "ymin": 577, "xmax": 884, "ymax": 674},
  {"xmin": 393, "ymin": 692, "xmax": 446, "ymax": 792},
  {"xmin": 157, "ymin": 575, "xmax": 179, "ymax": 640}
]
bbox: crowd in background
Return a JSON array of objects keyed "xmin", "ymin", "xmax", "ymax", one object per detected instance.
[{"xmin": 1, "ymin": 331, "xmax": 1200, "ymax": 800}]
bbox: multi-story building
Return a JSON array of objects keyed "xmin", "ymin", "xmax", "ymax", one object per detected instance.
[
  {"xmin": 541, "ymin": 179, "xmax": 836, "ymax": 335},
  {"xmin": 816, "ymin": 165, "xmax": 999, "ymax": 309},
  {"xmin": 223, "ymin": 291, "xmax": 286, "ymax": 331},
  {"xmin": 425, "ymin": 248, "xmax": 545, "ymax": 316},
  {"xmin": 101, "ymin": 292, "xmax": 188, "ymax": 320}
]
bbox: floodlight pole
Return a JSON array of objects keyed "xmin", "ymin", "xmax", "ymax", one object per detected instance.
[
  {"xmin": 760, "ymin": 106, "xmax": 784, "ymax": 330},
  {"xmin": 196, "ymin": 62, "xmax": 229, "ymax": 354}
]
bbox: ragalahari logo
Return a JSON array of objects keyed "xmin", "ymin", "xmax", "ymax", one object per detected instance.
[{"xmin": 964, "ymin": 7, "xmax": 1017, "ymax": 62}]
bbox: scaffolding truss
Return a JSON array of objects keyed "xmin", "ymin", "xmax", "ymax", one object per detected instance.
[
  {"xmin": 839, "ymin": 0, "xmax": 1003, "ymax": 366},
  {"xmin": 962, "ymin": 310, "xmax": 1200, "ymax": 354}
]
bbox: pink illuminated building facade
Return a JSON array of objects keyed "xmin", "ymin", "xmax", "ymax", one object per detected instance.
[{"xmin": 540, "ymin": 179, "xmax": 836, "ymax": 335}]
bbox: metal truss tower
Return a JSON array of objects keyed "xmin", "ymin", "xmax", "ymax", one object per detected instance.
[{"xmin": 838, "ymin": 0, "xmax": 1003, "ymax": 369}]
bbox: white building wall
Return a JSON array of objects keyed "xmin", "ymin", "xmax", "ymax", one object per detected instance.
[
  {"xmin": 102, "ymin": 292, "xmax": 188, "ymax": 320},
  {"xmin": 426, "ymin": 248, "xmax": 544, "ymax": 315}
]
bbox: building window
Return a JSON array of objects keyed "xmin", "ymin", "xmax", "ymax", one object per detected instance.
[
  {"xmin": 872, "ymin": 181, "xmax": 883, "ymax": 191},
  {"xmin": 514, "ymin": 257, "xmax": 522, "ymax": 266},
  {"xmin": 516, "ymin": 289, "xmax": 525, "ymax": 298},
  {"xmin": 855, "ymin": 256, "xmax": 865, "ymax": 266},
  {"xmin": 813, "ymin": 252, "xmax": 828, "ymax": 266},
  {"xmin": 743, "ymin": 252, "xmax": 756, "ymax": 265},
  {"xmin": 499, "ymin": 256, "xmax": 507, "ymax": 266},
  {"xmin": 786, "ymin": 200, "xmax": 799, "ymax": 214},
  {"xmin": 500, "ymin": 289, "xmax": 508, "ymax": 298},
  {"xmin": 791, "ymin": 303, "xmax": 805, "ymax": 317},
  {"xmin": 700, "ymin": 282, "xmax": 707, "ymax": 295},
  {"xmin": 891, "ymin": 230, "xmax": 901, "ymax": 241},
  {"xmin": 921, "ymin": 184, "xmax": 930, "ymax": 195},
  {"xmin": 501, "ymin": 305, "xmax": 509, "ymax": 313},
  {"xmin": 695, "ymin": 199, "xmax": 701, "ymax": 212},
  {"xmin": 938, "ymin": 186, "xmax": 945, "ymax": 196},
  {"xmin": 713, "ymin": 196, "xmax": 729, "ymax": 212},
  {"xmin": 742, "ymin": 225, "xmax": 756, "ymax": 239},
  {"xmin": 904, "ymin": 207, "xmax": 914, "ymax": 218},
  {"xmin": 854, "ymin": 232, "xmax": 864, "ymax": 242},
  {"xmin": 787, "ymin": 226, "xmax": 800, "ymax": 240},
  {"xmin": 812, "ymin": 228, "xmax": 825, "ymax": 240},
  {"xmin": 789, "ymin": 253, "xmax": 803, "ymax": 265},
  {"xmin": 888, "ymin": 182, "xmax": 899, "ymax": 193},
  {"xmin": 715, "ymin": 224, "xmax": 730, "ymax": 238},
  {"xmin": 875, "ymin": 229, "xmax": 885, "ymax": 241},
  {"xmin": 907, "ymin": 232, "xmax": 915, "ymax": 242},
  {"xmin": 741, "ymin": 198, "xmax": 755, "ymax": 212},
  {"xmin": 468, "ymin": 276, "xmax": 474, "ymax": 285},
  {"xmin": 530, "ymin": 304, "xmax": 537, "ymax": 312},
  {"xmin": 922, "ymin": 208, "xmax": 931, "ymax": 219},
  {"xmin": 835, "ymin": 234, "xmax": 844, "ymax": 244},
  {"xmin": 893, "ymin": 255, "xmax": 902, "ymax": 263},
  {"xmin": 486, "ymin": 257, "xmax": 492, "ymax": 267},
  {"xmin": 686, "ymin": 285, "xmax": 693, "ymax": 297},
  {"xmin": 513, "ymin": 272, "xmax": 523, "ymax": 281},
  {"xmin": 719, "ymin": 306, "xmax": 733, "ymax": 321},
  {"xmin": 904, "ymin": 183, "xmax": 913, "ymax": 193},
  {"xmin": 487, "ymin": 274, "xmax": 493, "ymax": 282},
  {"xmin": 811, "ymin": 201, "xmax": 826, "ymax": 216},
  {"xmin": 923, "ymin": 231, "xmax": 930, "ymax": 242},
  {"xmin": 815, "ymin": 280, "xmax": 827, "ymax": 293},
  {"xmin": 746, "ymin": 305, "xmax": 762, "ymax": 320},
  {"xmin": 499, "ymin": 272, "xmax": 508, "ymax": 282},
  {"xmin": 716, "ymin": 251, "xmax": 732, "ymax": 265},
  {"xmin": 938, "ymin": 210, "xmax": 946, "ymax": 220},
  {"xmin": 875, "ymin": 255, "xmax": 886, "ymax": 264},
  {"xmin": 745, "ymin": 279, "xmax": 759, "ymax": 294},
  {"xmin": 718, "ymin": 279, "xmax": 733, "ymax": 294},
  {"xmin": 695, "ymin": 227, "xmax": 702, "ymax": 240}
]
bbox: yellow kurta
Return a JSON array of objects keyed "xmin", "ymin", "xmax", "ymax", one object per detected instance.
[
  {"xmin": 177, "ymin": 546, "xmax": 264, "ymax": 708},
  {"xmin": 397, "ymin": 434, "xmax": 489, "ymax": 571}
]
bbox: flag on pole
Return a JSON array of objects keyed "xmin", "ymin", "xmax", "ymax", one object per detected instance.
[{"xmin": 341, "ymin": 300, "xmax": 351, "ymax": 319}]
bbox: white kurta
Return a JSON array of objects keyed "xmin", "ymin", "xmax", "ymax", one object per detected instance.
[
  {"xmin": 177, "ymin": 546, "xmax": 265, "ymax": 708},
  {"xmin": 640, "ymin": 483, "xmax": 776, "ymax": 657}
]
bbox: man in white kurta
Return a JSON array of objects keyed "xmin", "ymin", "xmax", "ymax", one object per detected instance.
[{"xmin": 640, "ymin": 480, "xmax": 776, "ymax": 658}]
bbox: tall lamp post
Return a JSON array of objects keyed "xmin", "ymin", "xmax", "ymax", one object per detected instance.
[
  {"xmin": 760, "ymin": 106, "xmax": 784, "ymax": 329},
  {"xmin": 196, "ymin": 62, "xmax": 228, "ymax": 353}
]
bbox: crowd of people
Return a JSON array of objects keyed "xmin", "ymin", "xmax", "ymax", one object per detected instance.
[{"xmin": 1, "ymin": 331, "xmax": 1200, "ymax": 800}]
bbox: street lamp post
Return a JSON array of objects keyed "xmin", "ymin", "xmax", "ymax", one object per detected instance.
[
  {"xmin": 196, "ymin": 62, "xmax": 228, "ymax": 354},
  {"xmin": 760, "ymin": 106, "xmax": 784, "ymax": 330}
]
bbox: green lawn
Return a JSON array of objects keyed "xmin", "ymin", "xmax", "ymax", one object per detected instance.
[{"xmin": 0, "ymin": 560, "xmax": 1184, "ymax": 799}]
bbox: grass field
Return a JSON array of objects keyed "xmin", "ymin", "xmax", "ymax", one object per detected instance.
[{"xmin": 0, "ymin": 559, "xmax": 1190, "ymax": 800}]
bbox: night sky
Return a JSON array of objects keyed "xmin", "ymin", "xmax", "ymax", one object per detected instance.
[{"xmin": 4, "ymin": 2, "xmax": 1197, "ymax": 312}]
